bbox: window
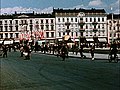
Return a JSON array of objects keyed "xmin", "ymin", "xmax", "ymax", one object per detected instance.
[
  {"xmin": 46, "ymin": 25, "xmax": 49, "ymax": 30},
  {"xmin": 10, "ymin": 20, "xmax": 12, "ymax": 24},
  {"xmin": 90, "ymin": 18, "xmax": 92, "ymax": 22},
  {"xmin": 67, "ymin": 18, "xmax": 69, "ymax": 22},
  {"xmin": 86, "ymin": 18, "xmax": 88, "ymax": 22},
  {"xmin": 75, "ymin": 18, "xmax": 77, "ymax": 22},
  {"xmin": 15, "ymin": 20, "xmax": 18, "ymax": 25},
  {"xmin": 51, "ymin": 25, "xmax": 54, "ymax": 30},
  {"xmin": 46, "ymin": 32, "xmax": 49, "ymax": 38},
  {"xmin": 16, "ymin": 33, "xmax": 19, "ymax": 38},
  {"xmin": 5, "ymin": 33, "xmax": 8, "ymax": 38},
  {"xmin": 0, "ymin": 26, "xmax": 3, "ymax": 31},
  {"xmin": 30, "ymin": 20, "xmax": 32, "ymax": 24},
  {"xmin": 0, "ymin": 21, "xmax": 2, "ymax": 25},
  {"xmin": 59, "ymin": 32, "xmax": 61, "ymax": 37},
  {"xmin": 63, "ymin": 32, "xmax": 65, "ymax": 35},
  {"xmin": 5, "ymin": 26, "xmax": 8, "ymax": 31},
  {"xmin": 9, "ymin": 26, "xmax": 13, "ymax": 31},
  {"xmin": 76, "ymin": 32, "xmax": 78, "ymax": 36},
  {"xmin": 58, "ymin": 18, "xmax": 60, "ymax": 22},
  {"xmin": 98, "ymin": 18, "xmax": 100, "ymax": 22},
  {"xmin": 94, "ymin": 18, "xmax": 96, "ymax": 22},
  {"xmin": 41, "ymin": 20, "xmax": 43, "ymax": 24},
  {"xmin": 10, "ymin": 33, "xmax": 13, "ymax": 38},
  {"xmin": 102, "ymin": 18, "xmax": 104, "ymax": 22},
  {"xmin": 71, "ymin": 32, "xmax": 73, "ymax": 36},
  {"xmin": 51, "ymin": 19, "xmax": 53, "ymax": 23},
  {"xmin": 62, "ymin": 18, "xmax": 65, "ymax": 22},
  {"xmin": 51, "ymin": 32, "xmax": 54, "ymax": 37},
  {"xmin": 16, "ymin": 26, "xmax": 18, "ymax": 31},
  {"xmin": 41, "ymin": 25, "xmax": 44, "ymax": 30},
  {"xmin": 46, "ymin": 20, "xmax": 48, "ymax": 24},
  {"xmin": 71, "ymin": 18, "xmax": 73, "ymax": 22}
]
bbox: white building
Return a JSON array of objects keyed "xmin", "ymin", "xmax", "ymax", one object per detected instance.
[
  {"xmin": 53, "ymin": 8, "xmax": 107, "ymax": 47},
  {"xmin": 0, "ymin": 12, "xmax": 55, "ymax": 43},
  {"xmin": 107, "ymin": 14, "xmax": 120, "ymax": 44}
]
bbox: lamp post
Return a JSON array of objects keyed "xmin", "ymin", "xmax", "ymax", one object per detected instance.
[{"xmin": 77, "ymin": 12, "xmax": 85, "ymax": 48}]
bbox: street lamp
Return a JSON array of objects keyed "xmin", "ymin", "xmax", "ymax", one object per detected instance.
[{"xmin": 77, "ymin": 12, "xmax": 85, "ymax": 48}]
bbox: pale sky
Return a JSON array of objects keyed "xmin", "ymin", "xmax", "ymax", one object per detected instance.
[{"xmin": 0, "ymin": 0, "xmax": 120, "ymax": 14}]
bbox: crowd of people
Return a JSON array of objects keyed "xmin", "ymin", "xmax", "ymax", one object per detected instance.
[{"xmin": 0, "ymin": 41, "xmax": 119, "ymax": 61}]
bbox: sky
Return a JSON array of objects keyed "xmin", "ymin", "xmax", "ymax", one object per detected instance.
[{"xmin": 0, "ymin": 0, "xmax": 120, "ymax": 14}]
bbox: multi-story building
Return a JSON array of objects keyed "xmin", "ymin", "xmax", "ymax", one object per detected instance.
[
  {"xmin": 53, "ymin": 8, "xmax": 107, "ymax": 47},
  {"xmin": 107, "ymin": 14, "xmax": 120, "ymax": 44},
  {"xmin": 0, "ymin": 12, "xmax": 55, "ymax": 44}
]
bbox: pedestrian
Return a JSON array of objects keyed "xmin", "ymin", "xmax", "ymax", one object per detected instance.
[
  {"xmin": 60, "ymin": 44, "xmax": 68, "ymax": 61},
  {"xmin": 79, "ymin": 46, "xmax": 84, "ymax": 59},
  {"xmin": 2, "ymin": 45, "xmax": 8, "ymax": 58},
  {"xmin": 90, "ymin": 45, "xmax": 95, "ymax": 61}
]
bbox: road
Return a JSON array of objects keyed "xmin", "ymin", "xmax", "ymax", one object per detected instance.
[{"xmin": 0, "ymin": 51, "xmax": 120, "ymax": 90}]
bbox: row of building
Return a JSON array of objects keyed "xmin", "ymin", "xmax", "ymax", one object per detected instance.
[{"xmin": 0, "ymin": 8, "xmax": 120, "ymax": 47}]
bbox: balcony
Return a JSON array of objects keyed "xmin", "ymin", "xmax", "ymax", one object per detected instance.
[
  {"xmin": 66, "ymin": 29, "xmax": 70, "ymax": 33},
  {"xmin": 65, "ymin": 22, "xmax": 71, "ymax": 26},
  {"xmin": 92, "ymin": 22, "xmax": 98, "ymax": 26},
  {"xmin": 78, "ymin": 22, "xmax": 85, "ymax": 26},
  {"xmin": 93, "ymin": 28, "xmax": 98, "ymax": 32},
  {"xmin": 79, "ymin": 28, "xmax": 85, "ymax": 32}
]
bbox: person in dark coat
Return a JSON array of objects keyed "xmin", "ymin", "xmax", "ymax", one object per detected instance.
[
  {"xmin": 79, "ymin": 46, "xmax": 85, "ymax": 59},
  {"xmin": 90, "ymin": 45, "xmax": 95, "ymax": 61},
  {"xmin": 110, "ymin": 42, "xmax": 118, "ymax": 60},
  {"xmin": 2, "ymin": 45, "xmax": 8, "ymax": 58}
]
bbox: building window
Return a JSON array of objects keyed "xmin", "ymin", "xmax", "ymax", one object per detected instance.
[
  {"xmin": 10, "ymin": 20, "xmax": 12, "ymax": 25},
  {"xmin": 5, "ymin": 26, "xmax": 8, "ymax": 31},
  {"xmin": 51, "ymin": 19, "xmax": 53, "ymax": 23},
  {"xmin": 94, "ymin": 18, "xmax": 96, "ymax": 22},
  {"xmin": 67, "ymin": 18, "xmax": 69, "ymax": 22},
  {"xmin": 51, "ymin": 32, "xmax": 54, "ymax": 37},
  {"xmin": 46, "ymin": 32, "xmax": 49, "ymax": 38},
  {"xmin": 46, "ymin": 25, "xmax": 49, "ymax": 30},
  {"xmin": 86, "ymin": 18, "xmax": 88, "ymax": 22},
  {"xmin": 71, "ymin": 18, "xmax": 73, "ymax": 22},
  {"xmin": 16, "ymin": 33, "xmax": 19, "ymax": 38},
  {"xmin": 41, "ymin": 20, "xmax": 43, "ymax": 24},
  {"xmin": 59, "ymin": 32, "xmax": 61, "ymax": 37},
  {"xmin": 41, "ymin": 25, "xmax": 44, "ymax": 30},
  {"xmin": 58, "ymin": 18, "xmax": 60, "ymax": 22},
  {"xmin": 14, "ymin": 20, "xmax": 17, "ymax": 25},
  {"xmin": 90, "ymin": 18, "xmax": 92, "ymax": 22},
  {"xmin": 0, "ymin": 34, "xmax": 3, "ymax": 38},
  {"xmin": 5, "ymin": 33, "xmax": 8, "ymax": 38},
  {"xmin": 10, "ymin": 33, "xmax": 13, "ymax": 38},
  {"xmin": 46, "ymin": 20, "xmax": 48, "ymax": 24},
  {"xmin": 0, "ymin": 26, "xmax": 3, "ymax": 31},
  {"xmin": 63, "ymin": 18, "xmax": 65, "ymax": 22},
  {"xmin": 75, "ymin": 18, "xmax": 77, "ymax": 22},
  {"xmin": 63, "ymin": 32, "xmax": 65, "ymax": 35},
  {"xmin": 98, "ymin": 18, "xmax": 100, "ymax": 22},
  {"xmin": 51, "ymin": 25, "xmax": 54, "ymax": 30},
  {"xmin": 9, "ymin": 26, "xmax": 13, "ymax": 31},
  {"xmin": 71, "ymin": 32, "xmax": 73, "ymax": 36},
  {"xmin": 16, "ymin": 26, "xmax": 18, "ymax": 31},
  {"xmin": 0, "ymin": 21, "xmax": 2, "ymax": 25},
  {"xmin": 102, "ymin": 18, "xmax": 104, "ymax": 22}
]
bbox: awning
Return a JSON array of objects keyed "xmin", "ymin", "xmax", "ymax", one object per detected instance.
[
  {"xmin": 4, "ymin": 40, "xmax": 13, "ymax": 45},
  {"xmin": 86, "ymin": 38, "xmax": 94, "ymax": 42},
  {"xmin": 71, "ymin": 39, "xmax": 79, "ymax": 41},
  {"xmin": 0, "ymin": 41, "xmax": 3, "ymax": 44},
  {"xmin": 58, "ymin": 39, "xmax": 63, "ymax": 41},
  {"xmin": 98, "ymin": 38, "xmax": 107, "ymax": 42}
]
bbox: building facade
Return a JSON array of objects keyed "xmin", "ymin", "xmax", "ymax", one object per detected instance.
[
  {"xmin": 107, "ymin": 14, "xmax": 120, "ymax": 44},
  {"xmin": 53, "ymin": 8, "xmax": 107, "ymax": 47},
  {"xmin": 1, "ymin": 8, "xmax": 119, "ymax": 47},
  {"xmin": 0, "ymin": 12, "xmax": 55, "ymax": 43}
]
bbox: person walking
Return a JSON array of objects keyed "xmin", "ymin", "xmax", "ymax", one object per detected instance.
[
  {"xmin": 90, "ymin": 45, "xmax": 95, "ymax": 61},
  {"xmin": 2, "ymin": 45, "xmax": 8, "ymax": 58}
]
